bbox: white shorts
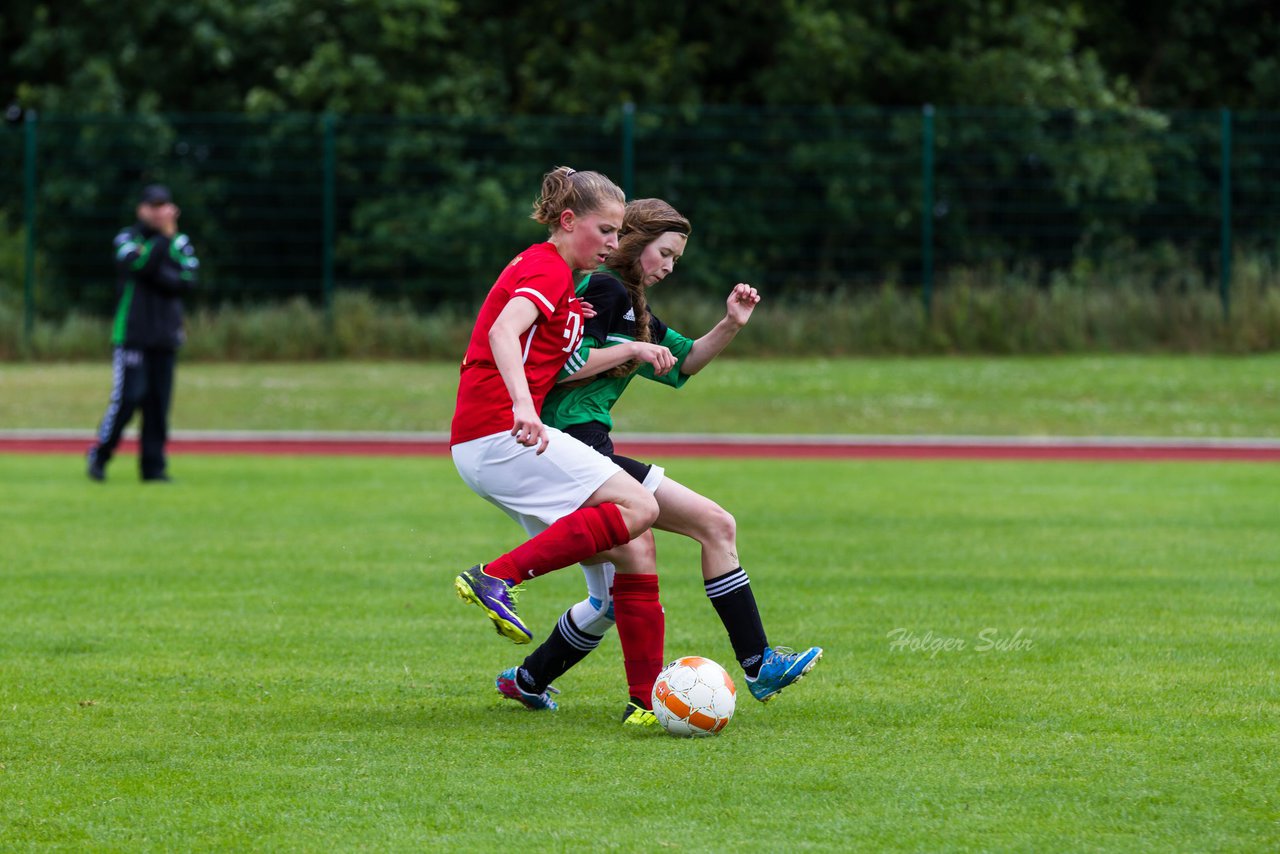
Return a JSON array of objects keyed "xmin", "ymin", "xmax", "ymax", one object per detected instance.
[{"xmin": 451, "ymin": 427, "xmax": 623, "ymax": 536}]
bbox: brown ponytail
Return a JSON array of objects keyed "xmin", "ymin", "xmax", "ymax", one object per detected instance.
[{"xmin": 531, "ymin": 166, "xmax": 626, "ymax": 231}]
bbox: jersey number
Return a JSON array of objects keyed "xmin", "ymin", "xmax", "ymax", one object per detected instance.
[{"xmin": 561, "ymin": 313, "xmax": 583, "ymax": 353}]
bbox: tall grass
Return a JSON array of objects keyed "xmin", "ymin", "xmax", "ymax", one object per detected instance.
[{"xmin": 3, "ymin": 257, "xmax": 1278, "ymax": 360}]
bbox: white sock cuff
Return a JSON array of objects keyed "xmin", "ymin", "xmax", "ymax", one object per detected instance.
[{"xmin": 558, "ymin": 610, "xmax": 604, "ymax": 652}]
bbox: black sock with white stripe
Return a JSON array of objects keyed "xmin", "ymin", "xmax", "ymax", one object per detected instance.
[
  {"xmin": 705, "ymin": 567, "xmax": 769, "ymax": 679},
  {"xmin": 516, "ymin": 609, "xmax": 604, "ymax": 694}
]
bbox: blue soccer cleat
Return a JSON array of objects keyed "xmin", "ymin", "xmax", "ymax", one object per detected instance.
[
  {"xmin": 496, "ymin": 667, "xmax": 559, "ymax": 711},
  {"xmin": 454, "ymin": 565, "xmax": 532, "ymax": 644},
  {"xmin": 747, "ymin": 646, "xmax": 824, "ymax": 702}
]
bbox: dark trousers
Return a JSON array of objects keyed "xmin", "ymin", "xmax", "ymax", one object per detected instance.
[{"xmin": 90, "ymin": 347, "xmax": 176, "ymax": 478}]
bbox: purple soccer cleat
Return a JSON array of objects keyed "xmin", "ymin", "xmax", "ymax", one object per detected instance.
[{"xmin": 453, "ymin": 564, "xmax": 532, "ymax": 644}]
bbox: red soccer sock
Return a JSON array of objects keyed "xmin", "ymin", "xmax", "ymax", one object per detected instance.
[
  {"xmin": 484, "ymin": 503, "xmax": 630, "ymax": 585},
  {"xmin": 613, "ymin": 573, "xmax": 664, "ymax": 707}
]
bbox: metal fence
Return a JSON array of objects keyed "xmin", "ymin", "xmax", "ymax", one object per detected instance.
[{"xmin": 3, "ymin": 105, "xmax": 1277, "ymax": 335}]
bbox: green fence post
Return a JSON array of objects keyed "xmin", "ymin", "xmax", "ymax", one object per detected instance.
[
  {"xmin": 322, "ymin": 112, "xmax": 336, "ymax": 338},
  {"xmin": 921, "ymin": 104, "xmax": 935, "ymax": 318},
  {"xmin": 22, "ymin": 110, "xmax": 38, "ymax": 344},
  {"xmin": 1219, "ymin": 108, "xmax": 1232, "ymax": 320},
  {"xmin": 621, "ymin": 102, "xmax": 636, "ymax": 199}
]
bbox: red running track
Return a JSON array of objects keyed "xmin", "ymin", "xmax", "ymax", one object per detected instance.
[{"xmin": 3, "ymin": 433, "xmax": 1280, "ymax": 462}]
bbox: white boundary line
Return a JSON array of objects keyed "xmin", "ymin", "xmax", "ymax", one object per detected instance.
[{"xmin": 3, "ymin": 428, "xmax": 1279, "ymax": 451}]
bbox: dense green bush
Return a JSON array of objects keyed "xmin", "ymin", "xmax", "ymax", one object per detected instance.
[{"xmin": 4, "ymin": 265, "xmax": 1277, "ymax": 361}]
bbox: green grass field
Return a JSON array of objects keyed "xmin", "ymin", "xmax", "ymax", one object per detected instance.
[
  {"xmin": 3, "ymin": 355, "xmax": 1280, "ymax": 436},
  {"xmin": 3, "ymin": 453, "xmax": 1277, "ymax": 850}
]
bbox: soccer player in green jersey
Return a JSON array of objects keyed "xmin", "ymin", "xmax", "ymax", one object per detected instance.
[{"xmin": 495, "ymin": 199, "xmax": 823, "ymax": 724}]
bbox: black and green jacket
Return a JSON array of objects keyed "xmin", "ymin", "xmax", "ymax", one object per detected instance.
[{"xmin": 110, "ymin": 223, "xmax": 200, "ymax": 349}]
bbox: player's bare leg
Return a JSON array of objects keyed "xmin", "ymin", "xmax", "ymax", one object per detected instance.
[
  {"xmin": 583, "ymin": 470, "xmax": 660, "ymax": 537},
  {"xmin": 653, "ymin": 476, "xmax": 822, "ymax": 701},
  {"xmin": 652, "ymin": 477, "xmax": 738, "ymax": 580}
]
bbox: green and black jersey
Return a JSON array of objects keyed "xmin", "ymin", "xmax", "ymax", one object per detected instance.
[
  {"xmin": 541, "ymin": 269, "xmax": 695, "ymax": 431},
  {"xmin": 111, "ymin": 223, "xmax": 200, "ymax": 349}
]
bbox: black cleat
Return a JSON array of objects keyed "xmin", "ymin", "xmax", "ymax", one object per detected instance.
[{"xmin": 86, "ymin": 452, "xmax": 105, "ymax": 482}]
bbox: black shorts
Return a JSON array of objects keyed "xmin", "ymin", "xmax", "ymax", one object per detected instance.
[{"xmin": 562, "ymin": 421, "xmax": 652, "ymax": 485}]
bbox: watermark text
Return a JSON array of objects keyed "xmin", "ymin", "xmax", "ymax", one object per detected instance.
[{"xmin": 886, "ymin": 627, "xmax": 1034, "ymax": 658}]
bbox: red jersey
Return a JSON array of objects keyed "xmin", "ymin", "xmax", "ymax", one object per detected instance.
[{"xmin": 450, "ymin": 242, "xmax": 586, "ymax": 445}]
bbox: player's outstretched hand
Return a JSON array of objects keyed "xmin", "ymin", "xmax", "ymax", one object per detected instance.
[
  {"xmin": 579, "ymin": 299, "xmax": 597, "ymax": 319},
  {"xmin": 726, "ymin": 283, "xmax": 760, "ymax": 328},
  {"xmin": 632, "ymin": 342, "xmax": 677, "ymax": 376},
  {"xmin": 511, "ymin": 401, "xmax": 550, "ymax": 454}
]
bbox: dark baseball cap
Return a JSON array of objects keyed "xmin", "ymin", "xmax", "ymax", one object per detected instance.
[{"xmin": 138, "ymin": 184, "xmax": 173, "ymax": 205}]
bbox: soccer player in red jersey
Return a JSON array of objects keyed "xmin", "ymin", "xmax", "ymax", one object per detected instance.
[
  {"xmin": 494, "ymin": 199, "xmax": 823, "ymax": 721},
  {"xmin": 450, "ymin": 167, "xmax": 675, "ymax": 644}
]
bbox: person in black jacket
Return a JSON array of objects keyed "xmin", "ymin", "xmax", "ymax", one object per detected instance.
[{"xmin": 87, "ymin": 184, "xmax": 199, "ymax": 482}]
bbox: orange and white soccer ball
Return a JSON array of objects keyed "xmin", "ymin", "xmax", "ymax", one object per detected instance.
[{"xmin": 651, "ymin": 656, "xmax": 736, "ymax": 737}]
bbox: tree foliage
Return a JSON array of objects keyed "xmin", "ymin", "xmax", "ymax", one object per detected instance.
[
  {"xmin": 9, "ymin": 0, "xmax": 1276, "ymax": 118},
  {"xmin": 3, "ymin": 1, "xmax": 1276, "ymax": 313}
]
